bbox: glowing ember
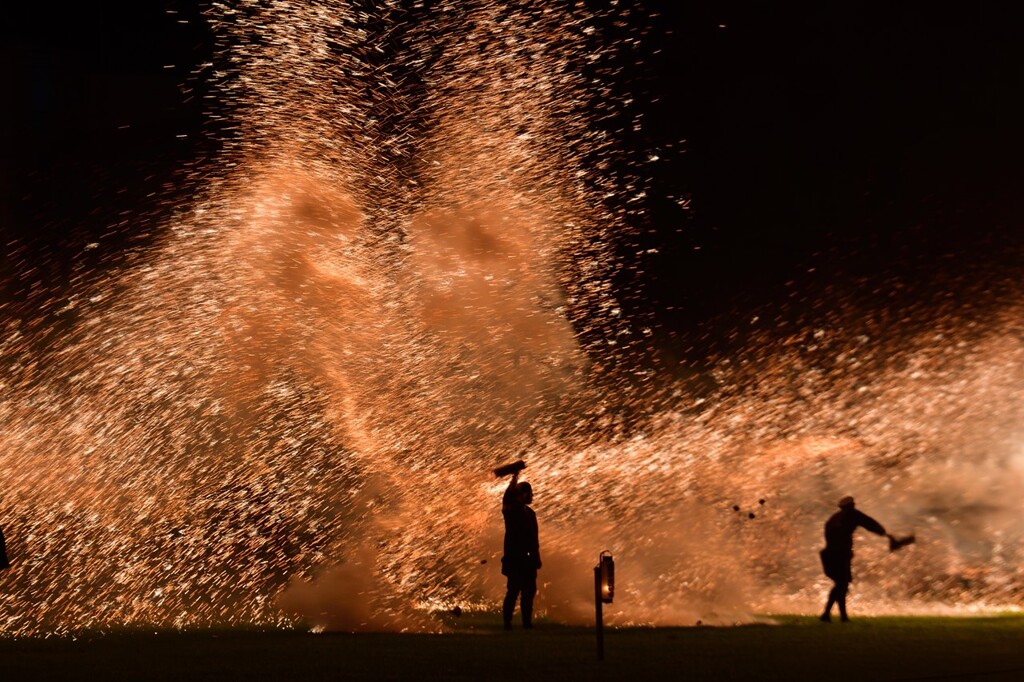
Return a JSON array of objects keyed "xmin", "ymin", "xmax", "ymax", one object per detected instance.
[{"xmin": 0, "ymin": 1, "xmax": 1021, "ymax": 636}]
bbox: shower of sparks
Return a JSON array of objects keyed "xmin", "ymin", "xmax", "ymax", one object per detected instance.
[{"xmin": 1, "ymin": 1, "xmax": 1022, "ymax": 636}]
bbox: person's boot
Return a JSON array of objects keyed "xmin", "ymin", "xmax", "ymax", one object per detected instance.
[
  {"xmin": 819, "ymin": 612, "xmax": 831, "ymax": 623},
  {"xmin": 838, "ymin": 601, "xmax": 849, "ymax": 622}
]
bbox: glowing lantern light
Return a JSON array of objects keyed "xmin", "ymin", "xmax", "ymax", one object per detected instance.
[{"xmin": 599, "ymin": 550, "xmax": 615, "ymax": 604}]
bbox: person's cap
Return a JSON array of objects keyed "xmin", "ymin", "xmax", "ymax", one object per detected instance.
[{"xmin": 838, "ymin": 495, "xmax": 855, "ymax": 508}]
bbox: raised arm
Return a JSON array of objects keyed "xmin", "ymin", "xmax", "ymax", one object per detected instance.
[
  {"xmin": 854, "ymin": 509, "xmax": 886, "ymax": 537},
  {"xmin": 502, "ymin": 471, "xmax": 520, "ymax": 511}
]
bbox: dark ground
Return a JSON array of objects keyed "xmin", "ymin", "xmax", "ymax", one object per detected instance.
[{"xmin": 3, "ymin": 615, "xmax": 1024, "ymax": 681}]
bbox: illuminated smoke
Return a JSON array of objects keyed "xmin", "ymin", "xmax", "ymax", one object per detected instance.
[{"xmin": 0, "ymin": 1, "xmax": 1021, "ymax": 636}]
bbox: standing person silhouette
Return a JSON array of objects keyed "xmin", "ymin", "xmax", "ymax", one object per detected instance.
[
  {"xmin": 501, "ymin": 470, "xmax": 541, "ymax": 630},
  {"xmin": 819, "ymin": 495, "xmax": 895, "ymax": 622}
]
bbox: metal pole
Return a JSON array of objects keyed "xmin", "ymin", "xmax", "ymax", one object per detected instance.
[{"xmin": 594, "ymin": 565, "xmax": 604, "ymax": 660}]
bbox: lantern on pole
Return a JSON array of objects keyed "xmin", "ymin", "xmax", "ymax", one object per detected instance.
[
  {"xmin": 594, "ymin": 550, "xmax": 615, "ymax": 660},
  {"xmin": 599, "ymin": 551, "xmax": 615, "ymax": 604}
]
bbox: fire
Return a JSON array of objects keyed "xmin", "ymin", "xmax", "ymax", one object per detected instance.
[{"xmin": 0, "ymin": 1, "xmax": 1021, "ymax": 636}]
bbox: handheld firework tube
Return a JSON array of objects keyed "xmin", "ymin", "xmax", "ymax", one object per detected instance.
[
  {"xmin": 493, "ymin": 459, "xmax": 526, "ymax": 478},
  {"xmin": 888, "ymin": 533, "xmax": 916, "ymax": 551}
]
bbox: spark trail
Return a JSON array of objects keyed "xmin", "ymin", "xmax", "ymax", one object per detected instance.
[{"xmin": 0, "ymin": 1, "xmax": 1021, "ymax": 635}]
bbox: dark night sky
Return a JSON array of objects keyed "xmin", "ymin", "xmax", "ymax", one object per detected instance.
[
  {"xmin": 640, "ymin": 2, "xmax": 1023, "ymax": 340},
  {"xmin": 2, "ymin": 2, "xmax": 1022, "ymax": 350}
]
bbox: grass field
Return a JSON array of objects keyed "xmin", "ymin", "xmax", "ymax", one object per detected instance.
[{"xmin": 2, "ymin": 614, "xmax": 1023, "ymax": 681}]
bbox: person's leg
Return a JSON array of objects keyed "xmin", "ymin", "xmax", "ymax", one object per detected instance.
[
  {"xmin": 836, "ymin": 581, "xmax": 849, "ymax": 621},
  {"xmin": 503, "ymin": 574, "xmax": 522, "ymax": 629},
  {"xmin": 821, "ymin": 582, "xmax": 836, "ymax": 622},
  {"xmin": 520, "ymin": 570, "xmax": 538, "ymax": 628}
]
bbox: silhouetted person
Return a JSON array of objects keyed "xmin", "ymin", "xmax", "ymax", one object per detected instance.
[
  {"xmin": 819, "ymin": 496, "xmax": 895, "ymax": 622},
  {"xmin": 501, "ymin": 470, "xmax": 541, "ymax": 629},
  {"xmin": 0, "ymin": 523, "xmax": 8, "ymax": 571}
]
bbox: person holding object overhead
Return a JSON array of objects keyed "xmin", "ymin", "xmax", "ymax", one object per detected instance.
[
  {"xmin": 496, "ymin": 460, "xmax": 541, "ymax": 630},
  {"xmin": 819, "ymin": 495, "xmax": 914, "ymax": 622}
]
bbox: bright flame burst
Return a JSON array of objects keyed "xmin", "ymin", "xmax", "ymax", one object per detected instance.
[{"xmin": 0, "ymin": 1, "xmax": 1022, "ymax": 636}]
